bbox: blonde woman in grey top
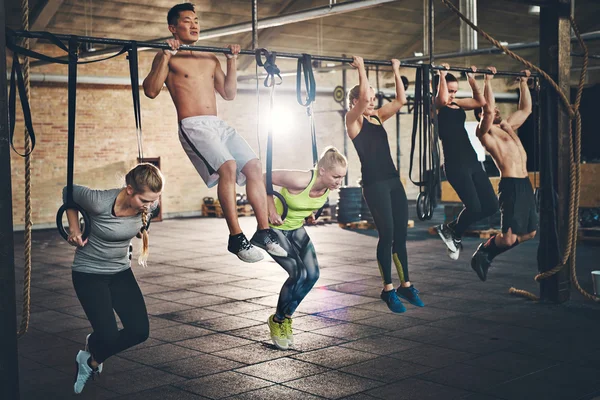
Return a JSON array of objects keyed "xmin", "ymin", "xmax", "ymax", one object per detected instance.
[{"xmin": 67, "ymin": 163, "xmax": 164, "ymax": 394}]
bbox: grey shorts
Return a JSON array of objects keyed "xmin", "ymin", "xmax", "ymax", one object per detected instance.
[{"xmin": 178, "ymin": 116, "xmax": 257, "ymax": 188}]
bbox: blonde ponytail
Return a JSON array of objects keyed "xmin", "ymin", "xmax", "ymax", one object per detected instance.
[
  {"xmin": 317, "ymin": 146, "xmax": 347, "ymax": 172},
  {"xmin": 125, "ymin": 163, "xmax": 164, "ymax": 268},
  {"xmin": 139, "ymin": 210, "xmax": 150, "ymax": 268}
]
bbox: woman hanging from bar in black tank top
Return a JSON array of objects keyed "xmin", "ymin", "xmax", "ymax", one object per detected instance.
[
  {"xmin": 345, "ymin": 56, "xmax": 423, "ymax": 314},
  {"xmin": 434, "ymin": 63, "xmax": 498, "ymax": 261}
]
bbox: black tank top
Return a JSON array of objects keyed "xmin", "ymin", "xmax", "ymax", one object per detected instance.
[
  {"xmin": 352, "ymin": 116, "xmax": 399, "ymax": 187},
  {"xmin": 438, "ymin": 104, "xmax": 478, "ymax": 165}
]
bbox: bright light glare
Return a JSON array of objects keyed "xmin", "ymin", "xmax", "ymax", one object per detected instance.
[{"xmin": 270, "ymin": 105, "xmax": 295, "ymax": 135}]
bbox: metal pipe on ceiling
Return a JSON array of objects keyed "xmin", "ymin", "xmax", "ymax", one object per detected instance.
[
  {"xmin": 29, "ymin": 0, "xmax": 397, "ymax": 67},
  {"xmin": 401, "ymin": 30, "xmax": 600, "ymax": 63},
  {"xmin": 459, "ymin": 0, "xmax": 478, "ymax": 52}
]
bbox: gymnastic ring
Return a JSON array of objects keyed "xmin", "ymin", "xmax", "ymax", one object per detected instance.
[
  {"xmin": 416, "ymin": 191, "xmax": 430, "ymax": 221},
  {"xmin": 56, "ymin": 203, "xmax": 91, "ymax": 241},
  {"xmin": 272, "ymin": 191, "xmax": 288, "ymax": 221},
  {"xmin": 401, "ymin": 75, "xmax": 409, "ymax": 91},
  {"xmin": 425, "ymin": 193, "xmax": 434, "ymax": 220}
]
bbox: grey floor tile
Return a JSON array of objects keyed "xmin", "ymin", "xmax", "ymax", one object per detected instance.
[
  {"xmin": 340, "ymin": 335, "xmax": 421, "ymax": 355},
  {"xmin": 388, "ymin": 344, "xmax": 479, "ymax": 368},
  {"xmin": 97, "ymin": 365, "xmax": 186, "ymax": 395},
  {"xmin": 213, "ymin": 342, "xmax": 294, "ymax": 364},
  {"xmin": 176, "ymin": 333, "xmax": 254, "ymax": 353},
  {"xmin": 151, "ymin": 324, "xmax": 213, "ymax": 342},
  {"xmin": 228, "ymin": 385, "xmax": 322, "ymax": 399},
  {"xmin": 340, "ymin": 356, "xmax": 434, "ymax": 383},
  {"xmin": 235, "ymin": 357, "xmax": 329, "ymax": 383},
  {"xmin": 119, "ymin": 343, "xmax": 204, "ymax": 365},
  {"xmin": 366, "ymin": 377, "xmax": 471, "ymax": 400},
  {"xmin": 112, "ymin": 385, "xmax": 210, "ymax": 399},
  {"xmin": 292, "ymin": 346, "xmax": 379, "ymax": 368},
  {"xmin": 312, "ymin": 322, "xmax": 388, "ymax": 340},
  {"xmin": 157, "ymin": 353, "xmax": 244, "ymax": 378},
  {"xmin": 174, "ymin": 371, "xmax": 272, "ymax": 399},
  {"xmin": 417, "ymin": 363, "xmax": 516, "ymax": 392},
  {"xmin": 285, "ymin": 370, "xmax": 383, "ymax": 399}
]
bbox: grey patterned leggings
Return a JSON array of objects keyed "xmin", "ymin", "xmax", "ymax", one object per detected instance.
[{"xmin": 270, "ymin": 227, "xmax": 320, "ymax": 320}]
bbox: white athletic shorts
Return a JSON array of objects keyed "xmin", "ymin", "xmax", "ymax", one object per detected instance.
[{"xmin": 178, "ymin": 116, "xmax": 257, "ymax": 188}]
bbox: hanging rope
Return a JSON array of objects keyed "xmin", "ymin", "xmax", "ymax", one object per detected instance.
[
  {"xmin": 439, "ymin": 0, "xmax": 596, "ymax": 302},
  {"xmin": 17, "ymin": 0, "xmax": 32, "ymax": 338}
]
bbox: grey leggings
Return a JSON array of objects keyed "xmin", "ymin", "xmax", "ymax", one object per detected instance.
[{"xmin": 270, "ymin": 227, "xmax": 320, "ymax": 320}]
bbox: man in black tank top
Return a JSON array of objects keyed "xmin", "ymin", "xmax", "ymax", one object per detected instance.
[{"xmin": 434, "ymin": 64, "xmax": 498, "ymax": 261}]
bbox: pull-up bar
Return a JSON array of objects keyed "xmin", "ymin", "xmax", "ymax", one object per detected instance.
[
  {"xmin": 431, "ymin": 64, "xmax": 537, "ymax": 78},
  {"xmin": 10, "ymin": 30, "xmax": 416, "ymax": 68},
  {"xmin": 9, "ymin": 30, "xmax": 535, "ymax": 77}
]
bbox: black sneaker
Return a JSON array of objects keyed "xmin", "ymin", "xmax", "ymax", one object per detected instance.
[
  {"xmin": 471, "ymin": 242, "xmax": 492, "ymax": 281},
  {"xmin": 251, "ymin": 229, "xmax": 287, "ymax": 257},
  {"xmin": 228, "ymin": 233, "xmax": 264, "ymax": 263},
  {"xmin": 436, "ymin": 223, "xmax": 458, "ymax": 253}
]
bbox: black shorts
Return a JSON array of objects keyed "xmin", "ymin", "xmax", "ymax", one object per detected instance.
[{"xmin": 498, "ymin": 177, "xmax": 538, "ymax": 235}]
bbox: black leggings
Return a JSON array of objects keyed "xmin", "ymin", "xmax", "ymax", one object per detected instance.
[
  {"xmin": 445, "ymin": 162, "xmax": 498, "ymax": 237},
  {"xmin": 362, "ymin": 178, "xmax": 409, "ymax": 285},
  {"xmin": 270, "ymin": 227, "xmax": 319, "ymax": 320},
  {"xmin": 72, "ymin": 268, "xmax": 149, "ymax": 364}
]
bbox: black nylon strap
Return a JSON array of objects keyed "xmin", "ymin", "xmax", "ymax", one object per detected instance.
[
  {"xmin": 409, "ymin": 68, "xmax": 425, "ymax": 186},
  {"xmin": 127, "ymin": 41, "xmax": 144, "ymax": 160},
  {"xmin": 65, "ymin": 37, "xmax": 78, "ymax": 207},
  {"xmin": 8, "ymin": 55, "xmax": 36, "ymax": 157}
]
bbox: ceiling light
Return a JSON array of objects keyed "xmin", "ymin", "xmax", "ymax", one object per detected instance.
[
  {"xmin": 414, "ymin": 52, "xmax": 424, "ymax": 57},
  {"xmin": 529, "ymin": 5, "xmax": 540, "ymax": 15},
  {"xmin": 326, "ymin": 63, "xmax": 335, "ymax": 67}
]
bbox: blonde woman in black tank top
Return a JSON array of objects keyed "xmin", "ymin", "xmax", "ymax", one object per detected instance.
[{"xmin": 345, "ymin": 56, "xmax": 423, "ymax": 314}]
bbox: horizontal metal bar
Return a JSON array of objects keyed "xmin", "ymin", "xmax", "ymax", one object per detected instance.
[
  {"xmin": 431, "ymin": 65, "xmax": 537, "ymax": 77},
  {"xmin": 10, "ymin": 30, "xmax": 423, "ymax": 69}
]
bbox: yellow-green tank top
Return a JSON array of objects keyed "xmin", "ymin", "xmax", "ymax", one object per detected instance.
[{"xmin": 271, "ymin": 170, "xmax": 329, "ymax": 231}]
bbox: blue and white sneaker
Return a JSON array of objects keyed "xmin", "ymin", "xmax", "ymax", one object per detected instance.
[
  {"xmin": 380, "ymin": 289, "xmax": 406, "ymax": 313},
  {"xmin": 397, "ymin": 285, "xmax": 425, "ymax": 307}
]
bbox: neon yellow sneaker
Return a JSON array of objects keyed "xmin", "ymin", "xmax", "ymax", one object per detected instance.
[
  {"xmin": 267, "ymin": 315, "xmax": 288, "ymax": 350},
  {"xmin": 283, "ymin": 317, "xmax": 294, "ymax": 347}
]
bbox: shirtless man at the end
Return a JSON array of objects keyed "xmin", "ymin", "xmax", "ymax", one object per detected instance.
[
  {"xmin": 470, "ymin": 67, "xmax": 537, "ymax": 281},
  {"xmin": 143, "ymin": 3, "xmax": 285, "ymax": 263}
]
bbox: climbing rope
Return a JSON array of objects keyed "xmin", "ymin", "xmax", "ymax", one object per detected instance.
[
  {"xmin": 18, "ymin": 0, "xmax": 32, "ymax": 338},
  {"xmin": 439, "ymin": 0, "xmax": 596, "ymax": 302}
]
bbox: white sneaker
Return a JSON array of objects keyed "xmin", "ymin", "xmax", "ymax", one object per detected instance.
[
  {"xmin": 228, "ymin": 234, "xmax": 264, "ymax": 263},
  {"xmin": 447, "ymin": 238, "xmax": 462, "ymax": 260},
  {"xmin": 436, "ymin": 224, "xmax": 458, "ymax": 253},
  {"xmin": 73, "ymin": 350, "xmax": 95, "ymax": 394},
  {"xmin": 85, "ymin": 334, "xmax": 103, "ymax": 374},
  {"xmin": 251, "ymin": 229, "xmax": 287, "ymax": 257}
]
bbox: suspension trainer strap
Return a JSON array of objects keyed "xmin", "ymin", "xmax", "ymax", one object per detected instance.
[
  {"xmin": 65, "ymin": 37, "xmax": 78, "ymax": 207},
  {"xmin": 127, "ymin": 41, "xmax": 144, "ymax": 160},
  {"xmin": 409, "ymin": 67, "xmax": 425, "ymax": 186},
  {"xmin": 8, "ymin": 55, "xmax": 35, "ymax": 156},
  {"xmin": 256, "ymin": 49, "xmax": 288, "ymax": 219}
]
